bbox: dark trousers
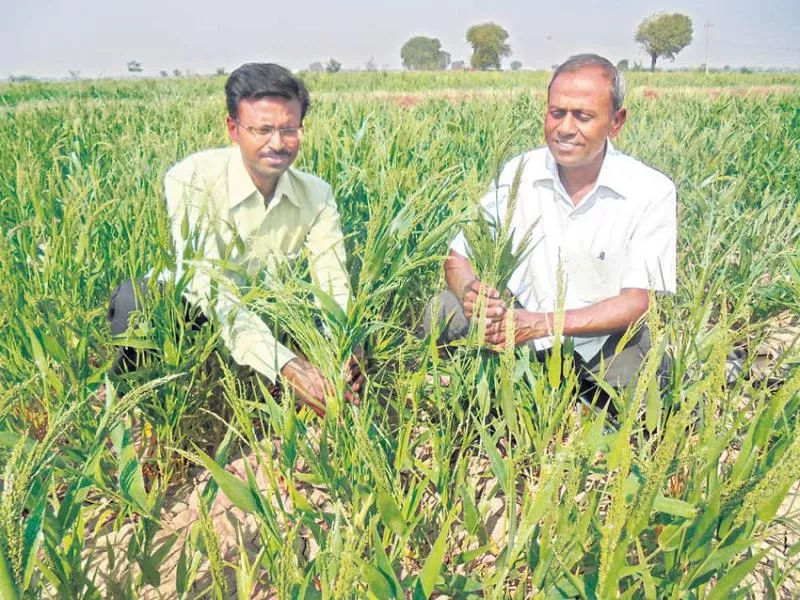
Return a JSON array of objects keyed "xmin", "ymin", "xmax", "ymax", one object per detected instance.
[
  {"xmin": 422, "ymin": 290, "xmax": 657, "ymax": 391},
  {"xmin": 107, "ymin": 278, "xmax": 208, "ymax": 374}
]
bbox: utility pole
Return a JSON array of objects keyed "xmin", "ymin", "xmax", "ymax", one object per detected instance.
[{"xmin": 704, "ymin": 19, "xmax": 713, "ymax": 75}]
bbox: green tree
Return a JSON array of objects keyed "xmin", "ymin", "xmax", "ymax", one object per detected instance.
[
  {"xmin": 126, "ymin": 60, "xmax": 143, "ymax": 73},
  {"xmin": 616, "ymin": 59, "xmax": 630, "ymax": 71},
  {"xmin": 400, "ymin": 36, "xmax": 450, "ymax": 70},
  {"xmin": 635, "ymin": 12, "xmax": 693, "ymax": 72},
  {"xmin": 466, "ymin": 22, "xmax": 511, "ymax": 70},
  {"xmin": 325, "ymin": 59, "xmax": 342, "ymax": 73},
  {"xmin": 510, "ymin": 60, "xmax": 523, "ymax": 71},
  {"xmin": 308, "ymin": 62, "xmax": 324, "ymax": 73}
]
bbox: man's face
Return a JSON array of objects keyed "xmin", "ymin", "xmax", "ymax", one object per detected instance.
[
  {"xmin": 226, "ymin": 95, "xmax": 303, "ymax": 182},
  {"xmin": 544, "ymin": 66, "xmax": 626, "ymax": 173}
]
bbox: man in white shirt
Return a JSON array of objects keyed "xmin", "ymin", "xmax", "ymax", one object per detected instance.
[
  {"xmin": 108, "ymin": 63, "xmax": 362, "ymax": 416},
  {"xmin": 429, "ymin": 54, "xmax": 676, "ymax": 390}
]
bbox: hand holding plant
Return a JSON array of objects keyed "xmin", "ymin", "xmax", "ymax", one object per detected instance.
[{"xmin": 280, "ymin": 357, "xmax": 334, "ymax": 417}]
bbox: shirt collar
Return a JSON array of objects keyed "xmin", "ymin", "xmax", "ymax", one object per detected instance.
[
  {"xmin": 227, "ymin": 147, "xmax": 302, "ymax": 209},
  {"xmin": 533, "ymin": 140, "xmax": 628, "ymax": 199}
]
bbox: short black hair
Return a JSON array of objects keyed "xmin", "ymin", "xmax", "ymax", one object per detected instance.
[
  {"xmin": 224, "ymin": 63, "xmax": 311, "ymax": 122},
  {"xmin": 549, "ymin": 54, "xmax": 626, "ymax": 113}
]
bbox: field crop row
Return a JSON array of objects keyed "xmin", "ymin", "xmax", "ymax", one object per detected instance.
[{"xmin": 0, "ymin": 83, "xmax": 798, "ymax": 597}]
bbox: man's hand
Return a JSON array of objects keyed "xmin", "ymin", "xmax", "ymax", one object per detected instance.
[
  {"xmin": 280, "ymin": 358, "xmax": 333, "ymax": 417},
  {"xmin": 343, "ymin": 347, "xmax": 366, "ymax": 405},
  {"xmin": 459, "ymin": 279, "xmax": 509, "ymax": 346},
  {"xmin": 488, "ymin": 310, "xmax": 552, "ymax": 351},
  {"xmin": 460, "ymin": 279, "xmax": 507, "ymax": 322}
]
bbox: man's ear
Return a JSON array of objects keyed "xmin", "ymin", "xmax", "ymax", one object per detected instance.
[
  {"xmin": 608, "ymin": 107, "xmax": 627, "ymax": 139},
  {"xmin": 226, "ymin": 116, "xmax": 238, "ymax": 143}
]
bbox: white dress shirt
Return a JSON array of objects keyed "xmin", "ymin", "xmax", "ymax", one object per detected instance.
[{"xmin": 450, "ymin": 142, "xmax": 676, "ymax": 361}]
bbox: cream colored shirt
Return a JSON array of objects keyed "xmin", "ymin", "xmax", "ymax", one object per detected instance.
[
  {"xmin": 451, "ymin": 142, "xmax": 677, "ymax": 361},
  {"xmin": 164, "ymin": 146, "xmax": 350, "ymax": 381}
]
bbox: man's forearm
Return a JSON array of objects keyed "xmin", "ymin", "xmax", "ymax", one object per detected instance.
[
  {"xmin": 444, "ymin": 250, "xmax": 478, "ymax": 301},
  {"xmin": 515, "ymin": 288, "xmax": 650, "ymax": 344}
]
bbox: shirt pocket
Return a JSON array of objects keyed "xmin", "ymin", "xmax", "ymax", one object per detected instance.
[{"xmin": 562, "ymin": 246, "xmax": 623, "ymax": 303}]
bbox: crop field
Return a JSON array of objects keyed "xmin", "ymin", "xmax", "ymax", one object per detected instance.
[{"xmin": 0, "ymin": 72, "xmax": 799, "ymax": 598}]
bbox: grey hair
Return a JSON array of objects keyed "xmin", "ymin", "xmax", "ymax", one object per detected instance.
[{"xmin": 548, "ymin": 54, "xmax": 626, "ymax": 113}]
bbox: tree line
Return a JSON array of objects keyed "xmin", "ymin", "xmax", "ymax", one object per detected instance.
[
  {"xmin": 393, "ymin": 13, "xmax": 692, "ymax": 72},
  {"xmin": 7, "ymin": 11, "xmax": 694, "ymax": 81},
  {"xmin": 119, "ymin": 13, "xmax": 697, "ymax": 77}
]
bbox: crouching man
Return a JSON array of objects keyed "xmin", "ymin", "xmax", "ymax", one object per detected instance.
[
  {"xmin": 426, "ymin": 54, "xmax": 676, "ymax": 392},
  {"xmin": 108, "ymin": 63, "xmax": 362, "ymax": 415}
]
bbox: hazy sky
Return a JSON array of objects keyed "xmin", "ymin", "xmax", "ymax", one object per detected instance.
[{"xmin": 3, "ymin": 0, "xmax": 799, "ymax": 78}]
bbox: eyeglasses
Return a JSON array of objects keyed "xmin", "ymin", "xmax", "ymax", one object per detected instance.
[{"xmin": 236, "ymin": 121, "xmax": 303, "ymax": 142}]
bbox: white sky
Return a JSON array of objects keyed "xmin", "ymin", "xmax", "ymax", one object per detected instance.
[{"xmin": 3, "ymin": 0, "xmax": 800, "ymax": 78}]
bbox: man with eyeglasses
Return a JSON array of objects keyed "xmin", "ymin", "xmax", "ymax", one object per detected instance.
[{"xmin": 107, "ymin": 63, "xmax": 361, "ymax": 416}]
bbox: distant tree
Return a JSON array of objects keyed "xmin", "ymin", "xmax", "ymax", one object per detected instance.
[
  {"xmin": 616, "ymin": 59, "xmax": 630, "ymax": 71},
  {"xmin": 365, "ymin": 57, "xmax": 377, "ymax": 71},
  {"xmin": 510, "ymin": 60, "xmax": 523, "ymax": 71},
  {"xmin": 308, "ymin": 62, "xmax": 324, "ymax": 73},
  {"xmin": 160, "ymin": 70, "xmax": 169, "ymax": 78},
  {"xmin": 401, "ymin": 36, "xmax": 449, "ymax": 70},
  {"xmin": 216, "ymin": 66, "xmax": 226, "ymax": 75},
  {"xmin": 466, "ymin": 23, "xmax": 511, "ymax": 70},
  {"xmin": 325, "ymin": 59, "xmax": 342, "ymax": 73},
  {"xmin": 172, "ymin": 68, "xmax": 182, "ymax": 77},
  {"xmin": 635, "ymin": 12, "xmax": 693, "ymax": 72},
  {"xmin": 9, "ymin": 74, "xmax": 38, "ymax": 83},
  {"xmin": 450, "ymin": 60, "xmax": 466, "ymax": 71},
  {"xmin": 632, "ymin": 61, "xmax": 644, "ymax": 71},
  {"xmin": 68, "ymin": 70, "xmax": 81, "ymax": 80},
  {"xmin": 126, "ymin": 60, "xmax": 143, "ymax": 73}
]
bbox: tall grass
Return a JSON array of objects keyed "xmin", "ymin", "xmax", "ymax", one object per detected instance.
[{"xmin": 0, "ymin": 79, "xmax": 798, "ymax": 597}]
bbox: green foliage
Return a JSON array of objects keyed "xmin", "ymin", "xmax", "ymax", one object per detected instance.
[
  {"xmin": 400, "ymin": 36, "xmax": 450, "ymax": 71},
  {"xmin": 0, "ymin": 75, "xmax": 798, "ymax": 597},
  {"xmin": 635, "ymin": 12, "xmax": 694, "ymax": 71},
  {"xmin": 325, "ymin": 58, "xmax": 342, "ymax": 74},
  {"xmin": 466, "ymin": 22, "xmax": 512, "ymax": 70}
]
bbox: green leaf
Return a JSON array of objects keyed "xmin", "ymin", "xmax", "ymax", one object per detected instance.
[
  {"xmin": 361, "ymin": 562, "xmax": 394, "ymax": 599},
  {"xmin": 658, "ymin": 523, "xmax": 686, "ymax": 551},
  {"xmin": 0, "ymin": 542, "xmax": 20, "ymax": 600},
  {"xmin": 376, "ymin": 491, "xmax": 407, "ymax": 537},
  {"xmin": 706, "ymin": 549, "xmax": 767, "ymax": 600},
  {"xmin": 194, "ymin": 445, "xmax": 260, "ymax": 515},
  {"xmin": 111, "ymin": 423, "xmax": 149, "ymax": 514},
  {"xmin": 371, "ymin": 526, "xmax": 402, "ymax": 594},
  {"xmin": 22, "ymin": 490, "xmax": 47, "ymax": 590},
  {"xmin": 756, "ymin": 480, "xmax": 793, "ymax": 523},
  {"xmin": 314, "ymin": 286, "xmax": 347, "ymax": 332},
  {"xmin": 653, "ymin": 495, "xmax": 696, "ymax": 518},
  {"xmin": 418, "ymin": 515, "xmax": 451, "ymax": 598},
  {"xmin": 645, "ymin": 374, "xmax": 661, "ymax": 433},
  {"xmin": 460, "ymin": 483, "xmax": 480, "ymax": 536},
  {"xmin": 478, "ymin": 424, "xmax": 508, "ymax": 491}
]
